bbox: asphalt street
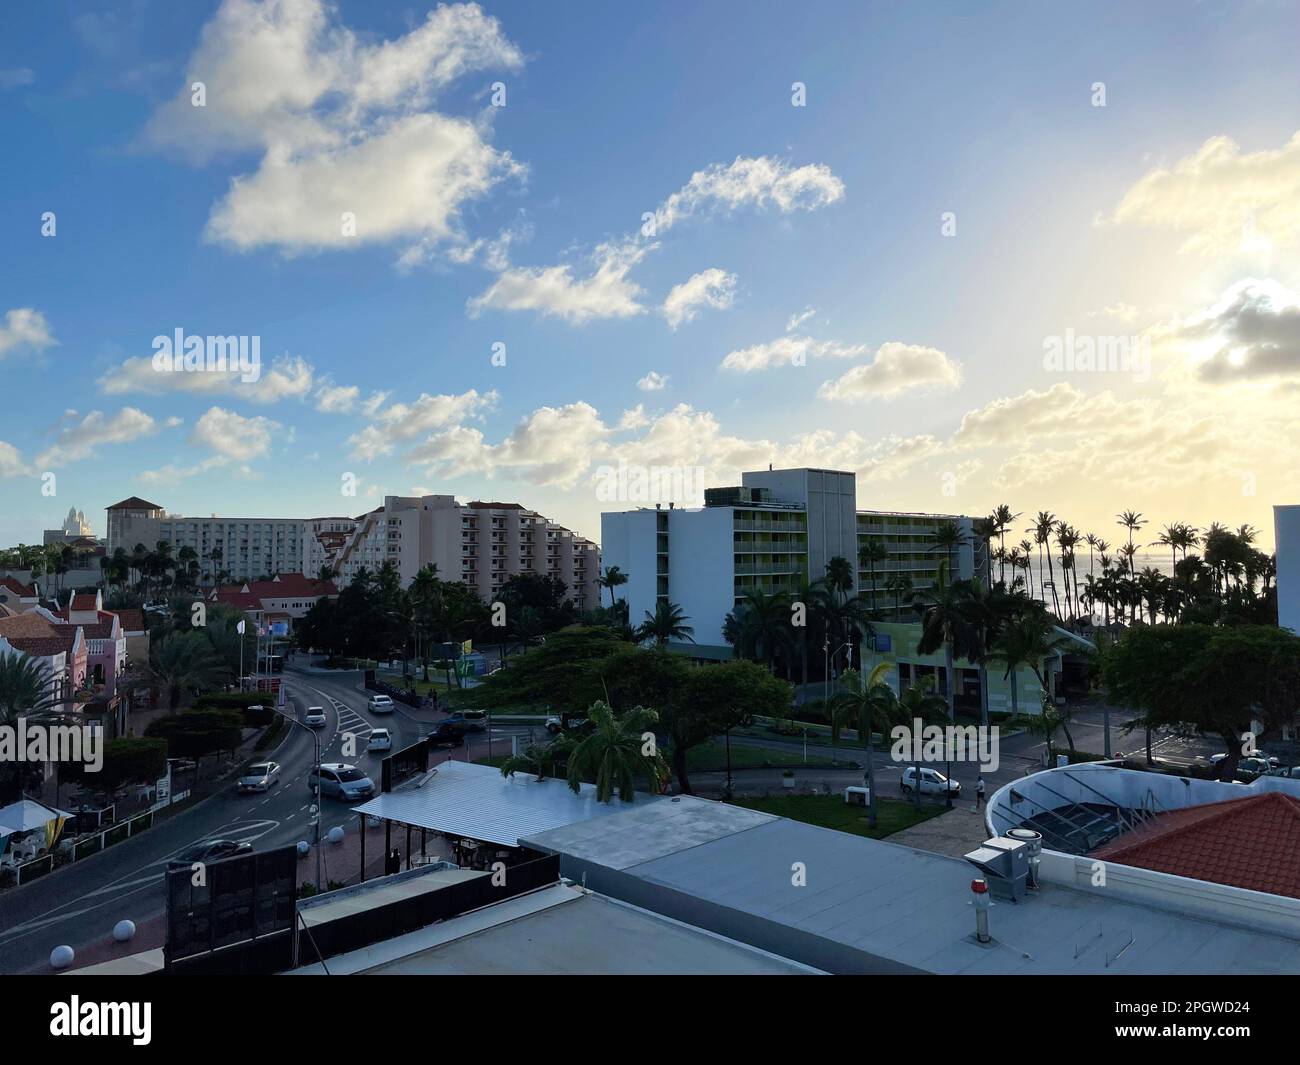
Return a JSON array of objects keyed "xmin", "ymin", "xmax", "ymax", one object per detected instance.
[{"xmin": 0, "ymin": 666, "xmax": 531, "ymax": 973}]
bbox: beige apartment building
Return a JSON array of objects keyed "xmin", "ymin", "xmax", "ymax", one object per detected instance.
[{"xmin": 328, "ymin": 495, "xmax": 601, "ymax": 609}]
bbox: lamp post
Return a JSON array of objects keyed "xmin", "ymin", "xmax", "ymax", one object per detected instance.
[{"xmin": 267, "ymin": 698, "xmax": 323, "ymax": 892}]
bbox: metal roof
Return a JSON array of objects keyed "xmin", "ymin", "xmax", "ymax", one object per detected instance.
[
  {"xmin": 352, "ymin": 761, "xmax": 662, "ymax": 847},
  {"xmin": 526, "ymin": 805, "xmax": 1300, "ymax": 975}
]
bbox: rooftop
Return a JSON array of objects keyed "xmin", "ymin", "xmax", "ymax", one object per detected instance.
[
  {"xmin": 105, "ymin": 496, "xmax": 163, "ymax": 511},
  {"xmin": 1094, "ymin": 791, "xmax": 1300, "ymax": 900}
]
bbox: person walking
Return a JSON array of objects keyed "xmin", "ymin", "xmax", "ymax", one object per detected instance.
[{"xmin": 975, "ymin": 775, "xmax": 987, "ymax": 810}]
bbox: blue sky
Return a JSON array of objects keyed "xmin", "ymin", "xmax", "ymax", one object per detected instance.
[{"xmin": 3, "ymin": 0, "xmax": 1300, "ymax": 551}]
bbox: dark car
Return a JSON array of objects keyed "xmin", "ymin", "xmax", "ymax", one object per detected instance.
[
  {"xmin": 439, "ymin": 711, "xmax": 488, "ymax": 732},
  {"xmin": 168, "ymin": 839, "xmax": 253, "ymax": 868},
  {"xmin": 426, "ymin": 723, "xmax": 467, "ymax": 749}
]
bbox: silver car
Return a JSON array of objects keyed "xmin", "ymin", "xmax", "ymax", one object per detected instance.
[
  {"xmin": 237, "ymin": 762, "xmax": 281, "ymax": 793},
  {"xmin": 309, "ymin": 763, "xmax": 376, "ymax": 801}
]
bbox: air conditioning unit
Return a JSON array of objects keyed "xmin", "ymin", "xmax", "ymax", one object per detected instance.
[{"xmin": 844, "ymin": 786, "xmax": 870, "ymax": 807}]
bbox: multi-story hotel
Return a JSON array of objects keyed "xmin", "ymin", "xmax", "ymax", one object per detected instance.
[
  {"xmin": 106, "ymin": 497, "xmax": 305, "ymax": 582},
  {"xmin": 106, "ymin": 494, "xmax": 601, "ymax": 608},
  {"xmin": 328, "ymin": 495, "xmax": 601, "ymax": 609},
  {"xmin": 601, "ymin": 466, "xmax": 985, "ymax": 654}
]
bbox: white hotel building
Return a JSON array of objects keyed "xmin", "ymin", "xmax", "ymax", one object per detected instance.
[
  {"xmin": 107, "ymin": 494, "xmax": 601, "ymax": 607},
  {"xmin": 601, "ymin": 467, "xmax": 983, "ymax": 654}
]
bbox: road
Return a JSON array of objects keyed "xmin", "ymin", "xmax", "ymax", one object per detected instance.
[{"xmin": 0, "ymin": 666, "xmax": 531, "ymax": 973}]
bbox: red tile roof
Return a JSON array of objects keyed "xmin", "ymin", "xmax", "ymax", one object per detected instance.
[
  {"xmin": 1093, "ymin": 792, "xmax": 1300, "ymax": 900},
  {"xmin": 111, "ymin": 608, "xmax": 147, "ymax": 633},
  {"xmin": 210, "ymin": 574, "xmax": 338, "ymax": 611},
  {"xmin": 467, "ymin": 501, "xmax": 526, "ymax": 510},
  {"xmin": 106, "ymin": 496, "xmax": 164, "ymax": 511},
  {"xmin": 0, "ymin": 577, "xmax": 37, "ymax": 598},
  {"xmin": 69, "ymin": 592, "xmax": 99, "ymax": 610}
]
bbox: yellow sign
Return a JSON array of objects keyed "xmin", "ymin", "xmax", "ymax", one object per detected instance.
[{"xmin": 461, "ymin": 639, "xmax": 473, "ymax": 654}]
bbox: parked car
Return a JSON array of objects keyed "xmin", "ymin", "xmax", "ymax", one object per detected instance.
[
  {"xmin": 236, "ymin": 762, "xmax": 281, "ymax": 793},
  {"xmin": 426, "ymin": 723, "xmax": 466, "ymax": 749},
  {"xmin": 368, "ymin": 695, "xmax": 395, "ymax": 714},
  {"xmin": 546, "ymin": 712, "xmax": 591, "ymax": 735},
  {"xmin": 442, "ymin": 710, "xmax": 487, "ymax": 732},
  {"xmin": 308, "ymin": 763, "xmax": 376, "ymax": 801},
  {"xmin": 900, "ymin": 766, "xmax": 961, "ymax": 796},
  {"xmin": 367, "ymin": 728, "xmax": 392, "ymax": 752},
  {"xmin": 304, "ymin": 706, "xmax": 327, "ymax": 728},
  {"xmin": 168, "ymin": 839, "xmax": 253, "ymax": 868}
]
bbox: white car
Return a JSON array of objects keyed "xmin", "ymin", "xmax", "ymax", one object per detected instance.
[
  {"xmin": 900, "ymin": 766, "xmax": 961, "ymax": 796},
  {"xmin": 237, "ymin": 762, "xmax": 281, "ymax": 793},
  {"xmin": 368, "ymin": 695, "xmax": 395, "ymax": 713},
  {"xmin": 367, "ymin": 728, "xmax": 392, "ymax": 752},
  {"xmin": 304, "ymin": 706, "xmax": 327, "ymax": 728}
]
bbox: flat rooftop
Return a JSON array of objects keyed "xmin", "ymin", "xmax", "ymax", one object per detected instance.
[
  {"xmin": 524, "ymin": 796, "xmax": 1300, "ymax": 975},
  {"xmin": 291, "ymin": 883, "xmax": 816, "ymax": 975}
]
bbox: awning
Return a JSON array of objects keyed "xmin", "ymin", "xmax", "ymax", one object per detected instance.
[{"xmin": 353, "ymin": 761, "xmax": 661, "ymax": 848}]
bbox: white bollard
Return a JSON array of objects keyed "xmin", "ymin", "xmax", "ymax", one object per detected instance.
[
  {"xmin": 296, "ymin": 841, "xmax": 310, "ymax": 858},
  {"xmin": 50, "ymin": 945, "xmax": 75, "ymax": 969},
  {"xmin": 327, "ymin": 826, "xmax": 344, "ymax": 845},
  {"xmin": 112, "ymin": 920, "xmax": 136, "ymax": 943}
]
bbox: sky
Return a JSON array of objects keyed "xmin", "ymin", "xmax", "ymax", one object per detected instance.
[{"xmin": 2, "ymin": 0, "xmax": 1300, "ymax": 555}]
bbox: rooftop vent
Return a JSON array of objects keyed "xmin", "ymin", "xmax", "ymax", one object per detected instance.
[{"xmin": 963, "ymin": 836, "xmax": 1029, "ymax": 901}]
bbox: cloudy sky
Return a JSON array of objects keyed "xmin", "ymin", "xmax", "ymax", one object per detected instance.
[{"xmin": 2, "ymin": 0, "xmax": 1299, "ymax": 552}]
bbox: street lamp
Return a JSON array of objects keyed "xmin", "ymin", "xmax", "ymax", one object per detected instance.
[{"xmin": 266, "ymin": 699, "xmax": 323, "ymax": 892}]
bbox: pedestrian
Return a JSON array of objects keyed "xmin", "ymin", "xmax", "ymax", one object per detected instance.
[{"xmin": 975, "ymin": 775, "xmax": 986, "ymax": 809}]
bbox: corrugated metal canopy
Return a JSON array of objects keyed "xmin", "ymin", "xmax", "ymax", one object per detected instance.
[{"xmin": 353, "ymin": 761, "xmax": 661, "ymax": 847}]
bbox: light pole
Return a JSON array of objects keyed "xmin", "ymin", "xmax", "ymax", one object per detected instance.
[{"xmin": 267, "ymin": 697, "xmax": 323, "ymax": 892}]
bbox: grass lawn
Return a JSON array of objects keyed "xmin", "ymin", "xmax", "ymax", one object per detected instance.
[
  {"xmin": 728, "ymin": 794, "xmax": 947, "ymax": 839},
  {"xmin": 686, "ymin": 740, "xmax": 838, "ymax": 772}
]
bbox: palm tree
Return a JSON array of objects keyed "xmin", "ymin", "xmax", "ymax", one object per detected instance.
[
  {"xmin": 729, "ymin": 588, "xmax": 791, "ymax": 671},
  {"xmin": 597, "ymin": 565, "xmax": 629, "ymax": 609},
  {"xmin": 990, "ymin": 504, "xmax": 1020, "ymax": 585},
  {"xmin": 0, "ymin": 653, "xmax": 60, "ymax": 723},
  {"xmin": 1030, "ymin": 512, "xmax": 1060, "ymax": 617},
  {"xmin": 1117, "ymin": 510, "xmax": 1147, "ymax": 621},
  {"xmin": 858, "ymin": 541, "xmax": 888, "ymax": 616},
  {"xmin": 896, "ymin": 676, "xmax": 951, "ymax": 810},
  {"xmin": 499, "ymin": 734, "xmax": 575, "ymax": 783},
  {"xmin": 636, "ymin": 600, "xmax": 694, "ymax": 647},
  {"xmin": 828, "ymin": 663, "xmax": 901, "ymax": 828},
  {"xmin": 984, "ymin": 604, "xmax": 1065, "ymax": 726},
  {"xmin": 787, "ymin": 574, "xmax": 829, "ymax": 691},
  {"xmin": 564, "ymin": 701, "xmax": 667, "ymax": 802},
  {"xmin": 1018, "ymin": 539, "xmax": 1036, "ymax": 599},
  {"xmin": 886, "ymin": 573, "xmax": 914, "ymax": 621},
  {"xmin": 150, "ymin": 631, "xmax": 227, "ymax": 709},
  {"xmin": 914, "ymin": 562, "xmax": 978, "ymax": 722},
  {"xmin": 929, "ymin": 520, "xmax": 968, "ymax": 580},
  {"xmin": 824, "ymin": 555, "xmax": 855, "ymax": 605}
]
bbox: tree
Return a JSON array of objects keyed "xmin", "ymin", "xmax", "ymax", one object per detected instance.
[
  {"xmin": 858, "ymin": 541, "xmax": 888, "ymax": 616},
  {"xmin": 145, "ymin": 708, "xmax": 243, "ymax": 765},
  {"xmin": 0, "ymin": 653, "xmax": 60, "ymax": 724},
  {"xmin": 985, "ymin": 603, "xmax": 1066, "ymax": 724},
  {"xmin": 824, "ymin": 555, "xmax": 855, "ymax": 605},
  {"xmin": 150, "ymin": 631, "xmax": 227, "ymax": 708},
  {"xmin": 929, "ymin": 520, "xmax": 969, "ymax": 581},
  {"xmin": 914, "ymin": 562, "xmax": 979, "ymax": 721},
  {"xmin": 474, "ymin": 627, "xmax": 624, "ymax": 709},
  {"xmin": 828, "ymin": 664, "xmax": 901, "ymax": 827},
  {"xmin": 895, "ymin": 676, "xmax": 951, "ymax": 810},
  {"xmin": 1103, "ymin": 624, "xmax": 1300, "ymax": 779},
  {"xmin": 564, "ymin": 700, "xmax": 666, "ymax": 802},
  {"xmin": 636, "ymin": 600, "xmax": 694, "ymax": 647},
  {"xmin": 597, "ymin": 565, "xmax": 629, "ymax": 609},
  {"xmin": 59, "ymin": 738, "xmax": 167, "ymax": 796},
  {"xmin": 664, "ymin": 658, "xmax": 792, "ymax": 794},
  {"xmin": 728, "ymin": 588, "xmax": 791, "ymax": 671}
]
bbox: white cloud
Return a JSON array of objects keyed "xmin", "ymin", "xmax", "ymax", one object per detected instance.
[
  {"xmin": 314, "ymin": 381, "xmax": 359, "ymax": 413},
  {"xmin": 144, "ymin": 0, "xmax": 525, "ymax": 258},
  {"xmin": 654, "ymin": 156, "xmax": 845, "ymax": 232},
  {"xmin": 0, "ymin": 440, "xmax": 27, "ymax": 478},
  {"xmin": 99, "ymin": 352, "xmax": 315, "ymax": 403},
  {"xmin": 1108, "ymin": 131, "xmax": 1300, "ymax": 255},
  {"xmin": 662, "ymin": 268, "xmax": 737, "ymax": 329},
  {"xmin": 348, "ymin": 388, "xmax": 496, "ymax": 459},
  {"xmin": 721, "ymin": 334, "xmax": 867, "ymax": 372},
  {"xmin": 817, "ymin": 343, "xmax": 963, "ymax": 402},
  {"xmin": 1087, "ymin": 302, "xmax": 1140, "ymax": 324},
  {"xmin": 637, "ymin": 371, "xmax": 669, "ymax": 392},
  {"xmin": 35, "ymin": 408, "xmax": 162, "ymax": 467},
  {"xmin": 468, "ymin": 241, "xmax": 648, "ymax": 323},
  {"xmin": 0, "ymin": 308, "xmax": 55, "ymax": 357},
  {"xmin": 189, "ymin": 406, "xmax": 280, "ymax": 462}
]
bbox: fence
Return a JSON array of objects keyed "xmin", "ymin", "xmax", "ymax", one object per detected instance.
[{"xmin": 0, "ymin": 809, "xmax": 155, "ymax": 890}]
